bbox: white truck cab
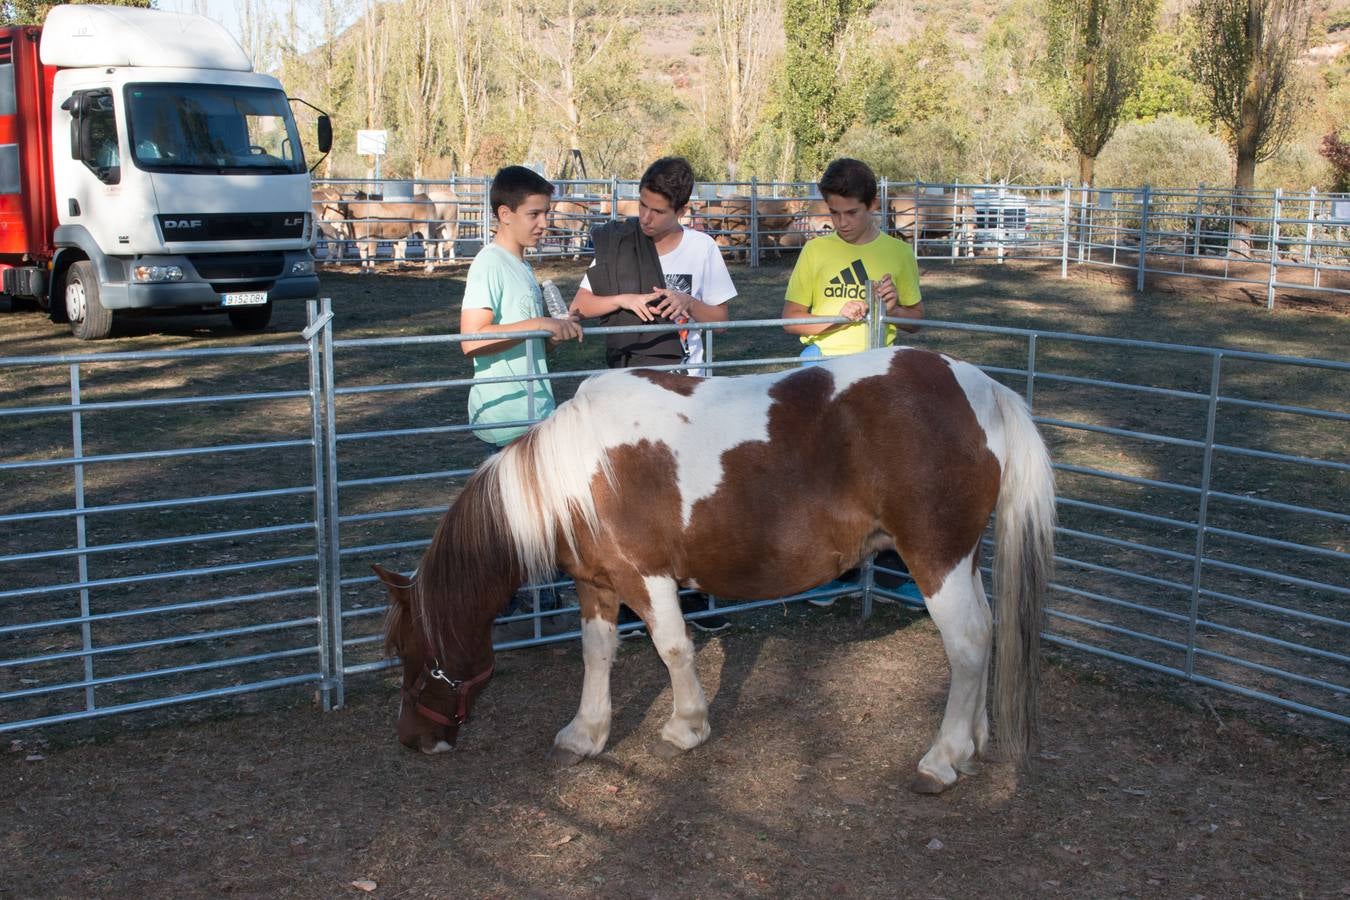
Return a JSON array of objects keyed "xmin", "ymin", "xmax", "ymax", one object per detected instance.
[{"xmin": 31, "ymin": 5, "xmax": 328, "ymax": 338}]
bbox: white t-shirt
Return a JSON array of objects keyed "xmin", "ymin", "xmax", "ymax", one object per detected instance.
[{"xmin": 581, "ymin": 227, "xmax": 736, "ymax": 369}]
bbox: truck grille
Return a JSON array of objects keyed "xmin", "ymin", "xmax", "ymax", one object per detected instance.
[
  {"xmin": 157, "ymin": 212, "xmax": 307, "ymax": 242},
  {"xmin": 188, "ymin": 252, "xmax": 284, "ymax": 281}
]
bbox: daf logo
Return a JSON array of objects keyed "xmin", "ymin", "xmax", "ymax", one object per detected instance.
[{"xmin": 163, "ymin": 219, "xmax": 203, "ymax": 229}]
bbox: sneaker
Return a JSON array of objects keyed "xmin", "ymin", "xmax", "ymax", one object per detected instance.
[{"xmin": 681, "ymin": 593, "xmax": 731, "ymax": 632}]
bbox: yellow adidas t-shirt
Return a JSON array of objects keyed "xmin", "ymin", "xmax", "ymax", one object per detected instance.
[{"xmin": 785, "ymin": 231, "xmax": 921, "ymax": 356}]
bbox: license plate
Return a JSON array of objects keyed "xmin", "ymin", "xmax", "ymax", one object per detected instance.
[{"xmin": 222, "ymin": 291, "xmax": 268, "ymax": 307}]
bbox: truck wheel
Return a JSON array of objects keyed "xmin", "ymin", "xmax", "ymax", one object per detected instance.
[
  {"xmin": 227, "ymin": 300, "xmax": 272, "ymax": 332},
  {"xmin": 66, "ymin": 261, "xmax": 113, "ymax": 340}
]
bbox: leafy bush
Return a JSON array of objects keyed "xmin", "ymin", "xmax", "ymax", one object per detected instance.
[{"xmin": 1095, "ymin": 115, "xmax": 1231, "ymax": 189}]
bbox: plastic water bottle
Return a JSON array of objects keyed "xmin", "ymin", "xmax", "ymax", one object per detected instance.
[{"xmin": 540, "ymin": 280, "xmax": 570, "ymax": 319}]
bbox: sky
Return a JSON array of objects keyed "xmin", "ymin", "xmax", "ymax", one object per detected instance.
[{"xmin": 156, "ymin": 0, "xmax": 351, "ymax": 56}]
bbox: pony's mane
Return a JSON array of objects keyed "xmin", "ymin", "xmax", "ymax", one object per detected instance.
[
  {"xmin": 389, "ymin": 390, "xmax": 613, "ymax": 665},
  {"xmin": 484, "ymin": 387, "xmax": 614, "ymax": 587}
]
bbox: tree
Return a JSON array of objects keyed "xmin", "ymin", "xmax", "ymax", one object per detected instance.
[
  {"xmin": 389, "ymin": 0, "xmax": 446, "ymax": 179},
  {"xmin": 707, "ymin": 0, "xmax": 782, "ymax": 179},
  {"xmin": 507, "ymin": 0, "xmax": 650, "ymax": 176},
  {"xmin": 1191, "ymin": 0, "xmax": 1310, "ymax": 194},
  {"xmin": 1043, "ymin": 0, "xmax": 1160, "ymax": 186},
  {"xmin": 441, "ymin": 0, "xmax": 493, "ymax": 176},
  {"xmin": 2, "ymin": 0, "xmax": 152, "ymax": 26},
  {"xmin": 782, "ymin": 0, "xmax": 874, "ymax": 176}
]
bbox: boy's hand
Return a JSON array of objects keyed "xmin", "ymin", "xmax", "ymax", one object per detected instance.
[
  {"xmin": 542, "ymin": 316, "xmax": 583, "ymax": 343},
  {"xmin": 618, "ymin": 291, "xmax": 663, "ymax": 322},
  {"xmin": 839, "ymin": 299, "xmax": 868, "ymax": 321},
  {"xmin": 876, "ymin": 274, "xmax": 899, "ymax": 311},
  {"xmin": 651, "ymin": 287, "xmax": 696, "ymax": 320}
]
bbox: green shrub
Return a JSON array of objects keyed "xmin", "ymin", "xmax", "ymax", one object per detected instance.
[{"xmin": 1095, "ymin": 115, "xmax": 1230, "ymax": 189}]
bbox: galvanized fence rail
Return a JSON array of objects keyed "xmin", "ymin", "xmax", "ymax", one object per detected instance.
[
  {"xmin": 312, "ymin": 179, "xmax": 1350, "ymax": 307},
  {"xmin": 1, "ymin": 299, "xmax": 1345, "ymax": 733}
]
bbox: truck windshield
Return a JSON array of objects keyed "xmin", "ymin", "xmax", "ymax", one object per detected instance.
[{"xmin": 125, "ymin": 84, "xmax": 305, "ymax": 175}]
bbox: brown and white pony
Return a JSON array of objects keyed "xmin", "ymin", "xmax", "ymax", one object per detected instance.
[{"xmin": 375, "ymin": 347, "xmax": 1055, "ymax": 794}]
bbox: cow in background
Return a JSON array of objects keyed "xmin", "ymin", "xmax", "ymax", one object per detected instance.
[{"xmin": 312, "ymin": 186, "xmax": 350, "ymax": 261}]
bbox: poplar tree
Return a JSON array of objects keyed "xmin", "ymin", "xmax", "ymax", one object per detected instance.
[
  {"xmin": 1191, "ymin": 0, "xmax": 1309, "ymax": 194},
  {"xmin": 1043, "ymin": 0, "xmax": 1159, "ymax": 187},
  {"xmin": 782, "ymin": 0, "xmax": 874, "ymax": 176}
]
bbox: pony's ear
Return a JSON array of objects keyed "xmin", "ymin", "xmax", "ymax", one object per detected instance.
[{"xmin": 372, "ymin": 563, "xmax": 415, "ymax": 596}]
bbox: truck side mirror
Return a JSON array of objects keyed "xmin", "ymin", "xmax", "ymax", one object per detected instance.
[
  {"xmin": 62, "ymin": 94, "xmax": 84, "ymax": 159},
  {"xmin": 317, "ymin": 115, "xmax": 332, "ymax": 154}
]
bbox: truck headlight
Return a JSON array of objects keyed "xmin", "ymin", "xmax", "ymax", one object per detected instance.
[
  {"xmin": 132, "ymin": 265, "xmax": 184, "ymax": 282},
  {"xmin": 290, "ymin": 259, "xmax": 315, "ymax": 276}
]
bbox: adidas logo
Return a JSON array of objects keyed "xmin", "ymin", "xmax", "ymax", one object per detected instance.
[{"xmin": 824, "ymin": 259, "xmax": 870, "ymax": 300}]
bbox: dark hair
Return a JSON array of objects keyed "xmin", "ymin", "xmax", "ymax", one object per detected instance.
[
  {"xmin": 818, "ymin": 158, "xmax": 877, "ymax": 207},
  {"xmin": 639, "ymin": 156, "xmax": 694, "ymax": 210},
  {"xmin": 489, "ymin": 165, "xmax": 554, "ymax": 220}
]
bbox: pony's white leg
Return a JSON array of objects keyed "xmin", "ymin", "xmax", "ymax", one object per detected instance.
[
  {"xmin": 914, "ymin": 550, "xmax": 991, "ymax": 793},
  {"xmin": 644, "ymin": 575, "xmax": 711, "ymax": 755},
  {"xmin": 549, "ymin": 615, "xmax": 617, "ymax": 766}
]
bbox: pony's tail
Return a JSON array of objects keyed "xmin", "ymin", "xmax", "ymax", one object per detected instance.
[{"xmin": 990, "ymin": 381, "xmax": 1056, "ymax": 765}]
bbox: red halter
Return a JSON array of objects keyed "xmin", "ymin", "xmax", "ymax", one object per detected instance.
[{"xmin": 404, "ymin": 660, "xmax": 495, "ymax": 728}]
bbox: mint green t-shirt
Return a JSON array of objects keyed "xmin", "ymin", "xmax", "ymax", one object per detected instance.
[{"xmin": 462, "ymin": 244, "xmax": 555, "ymax": 446}]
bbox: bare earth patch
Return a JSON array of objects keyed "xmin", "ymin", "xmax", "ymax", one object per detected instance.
[{"xmin": 5, "ymin": 606, "xmax": 1345, "ymax": 898}]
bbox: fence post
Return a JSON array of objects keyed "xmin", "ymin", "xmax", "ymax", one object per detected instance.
[
  {"xmin": 1136, "ymin": 185, "xmax": 1150, "ymax": 292},
  {"xmin": 68, "ymin": 363, "xmax": 95, "ymax": 711},
  {"xmin": 749, "ymin": 177, "xmax": 760, "ymax": 268},
  {"xmin": 866, "ymin": 277, "xmax": 884, "ymax": 350},
  {"xmin": 1077, "ymin": 183, "xmax": 1088, "ymax": 264},
  {"xmin": 1191, "ymin": 186, "xmax": 1205, "ymax": 259},
  {"xmin": 610, "ymin": 177, "xmax": 619, "ymax": 221},
  {"xmin": 480, "ymin": 177, "xmax": 491, "ymax": 247},
  {"xmin": 879, "ymin": 177, "xmax": 890, "ymax": 237},
  {"xmin": 1061, "ymin": 184, "xmax": 1070, "ymax": 278},
  {"xmin": 1266, "ymin": 188, "xmax": 1282, "ymax": 310},
  {"xmin": 1186, "ymin": 353, "xmax": 1223, "ymax": 680},
  {"xmin": 1309, "ymin": 187, "xmax": 1320, "ymax": 289},
  {"xmin": 305, "ymin": 298, "xmax": 344, "ymax": 711}
]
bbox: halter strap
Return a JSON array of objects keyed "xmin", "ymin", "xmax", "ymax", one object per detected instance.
[{"xmin": 405, "ymin": 660, "xmax": 495, "ymax": 728}]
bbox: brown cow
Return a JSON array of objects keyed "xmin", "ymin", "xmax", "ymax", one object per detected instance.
[{"xmin": 344, "ymin": 192, "xmax": 452, "ymax": 273}]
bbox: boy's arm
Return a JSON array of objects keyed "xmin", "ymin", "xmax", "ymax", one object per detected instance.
[
  {"xmin": 459, "ymin": 307, "xmax": 582, "ymax": 357},
  {"xmin": 569, "ymin": 286, "xmax": 663, "ymax": 322},
  {"xmin": 781, "ymin": 298, "xmax": 866, "ymax": 334}
]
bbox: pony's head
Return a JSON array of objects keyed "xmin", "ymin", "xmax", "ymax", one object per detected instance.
[{"xmin": 374, "ymin": 562, "xmax": 495, "ymax": 754}]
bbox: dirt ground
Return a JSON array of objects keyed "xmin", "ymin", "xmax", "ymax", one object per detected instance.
[
  {"xmin": 4, "ymin": 603, "xmax": 1347, "ymax": 900},
  {"xmin": 2, "ymin": 259, "xmax": 1346, "ymax": 899}
]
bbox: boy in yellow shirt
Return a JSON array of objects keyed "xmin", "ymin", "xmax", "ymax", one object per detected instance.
[{"xmin": 782, "ymin": 158, "xmax": 924, "ymax": 358}]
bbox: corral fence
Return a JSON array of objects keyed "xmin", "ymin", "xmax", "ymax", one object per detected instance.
[
  {"xmin": 312, "ymin": 178, "xmax": 1350, "ymax": 307},
  {"xmin": 1, "ymin": 298, "xmax": 1346, "ymax": 734}
]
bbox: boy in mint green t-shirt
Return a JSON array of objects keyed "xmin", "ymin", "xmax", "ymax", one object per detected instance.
[{"xmin": 460, "ymin": 166, "xmax": 583, "ymax": 446}]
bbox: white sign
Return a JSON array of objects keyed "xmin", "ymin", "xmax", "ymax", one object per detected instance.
[{"xmin": 356, "ymin": 129, "xmax": 388, "ymax": 156}]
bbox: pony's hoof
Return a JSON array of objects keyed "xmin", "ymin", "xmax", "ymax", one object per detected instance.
[
  {"xmin": 909, "ymin": 771, "xmax": 950, "ymax": 794},
  {"xmin": 652, "ymin": 739, "xmax": 685, "ymax": 761},
  {"xmin": 548, "ymin": 746, "xmax": 586, "ymax": 768}
]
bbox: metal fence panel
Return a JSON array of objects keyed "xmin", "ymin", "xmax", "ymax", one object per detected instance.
[
  {"xmin": 312, "ymin": 179, "xmax": 1350, "ymax": 307},
  {"xmin": 2, "ymin": 302, "xmax": 1345, "ymax": 733}
]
